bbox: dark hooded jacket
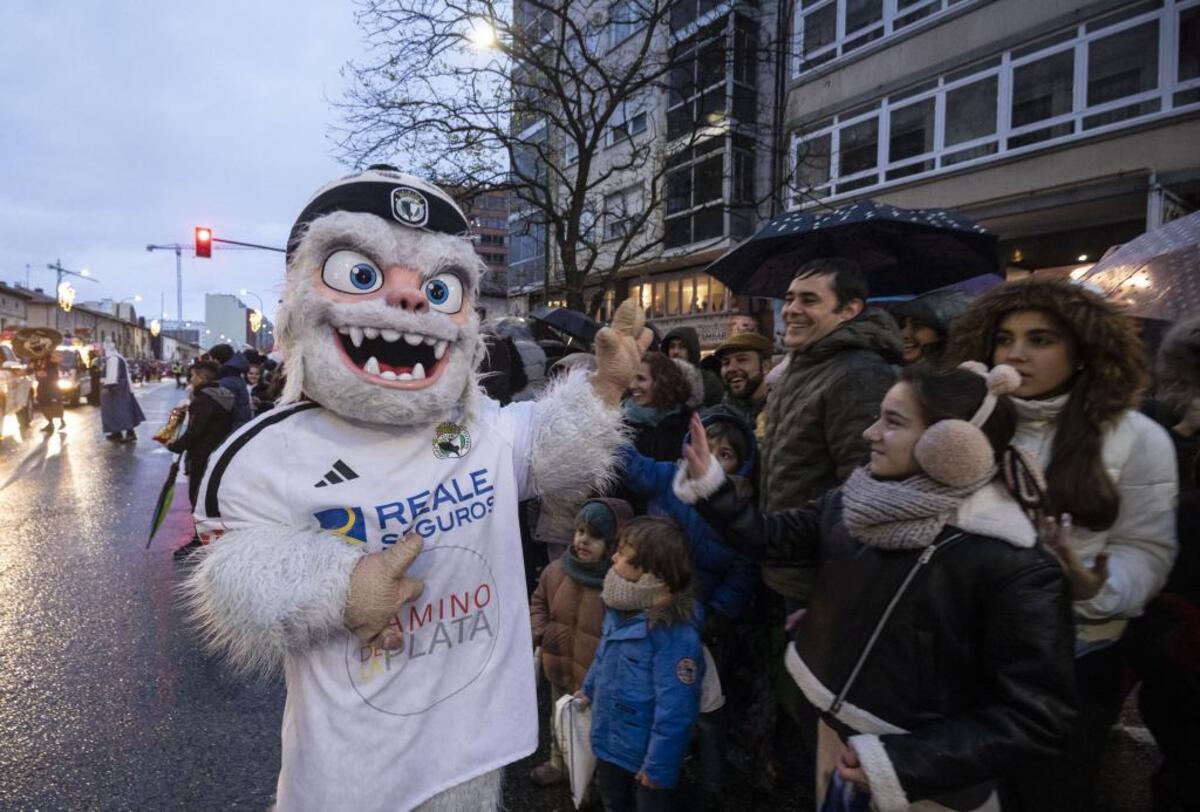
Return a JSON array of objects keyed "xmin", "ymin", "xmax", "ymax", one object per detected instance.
[
  {"xmin": 663, "ymin": 326, "xmax": 723, "ymax": 407},
  {"xmin": 760, "ymin": 308, "xmax": 903, "ymax": 602},
  {"xmin": 217, "ymin": 353, "xmax": 253, "ymax": 429},
  {"xmin": 168, "ymin": 383, "xmax": 236, "ymax": 480},
  {"xmin": 617, "ymin": 412, "xmax": 759, "ymax": 620}
]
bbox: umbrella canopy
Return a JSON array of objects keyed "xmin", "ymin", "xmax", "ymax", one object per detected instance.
[
  {"xmin": 528, "ymin": 307, "xmax": 600, "ymax": 346},
  {"xmin": 704, "ymin": 200, "xmax": 998, "ymax": 299},
  {"xmin": 147, "ymin": 458, "xmax": 181, "ymax": 548},
  {"xmin": 1076, "ymin": 211, "xmax": 1200, "ymax": 322}
]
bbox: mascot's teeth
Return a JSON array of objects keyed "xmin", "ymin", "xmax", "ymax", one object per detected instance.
[
  {"xmin": 380, "ymin": 370, "xmax": 397, "ymax": 381},
  {"xmin": 349, "ymin": 327, "xmax": 364, "ymax": 348},
  {"xmin": 423, "ymin": 336, "xmax": 436, "ymax": 346},
  {"xmin": 380, "ymin": 329, "xmax": 401, "ymax": 343},
  {"xmin": 434, "ymin": 341, "xmax": 447, "ymax": 360},
  {"xmin": 412, "ymin": 362, "xmax": 426, "ymax": 380},
  {"xmin": 398, "ymin": 372, "xmax": 414, "ymax": 381},
  {"xmin": 363, "ymin": 327, "xmax": 380, "ymax": 340},
  {"xmin": 403, "ymin": 332, "xmax": 423, "ymax": 346},
  {"xmin": 365, "ymin": 356, "xmax": 381, "ymax": 375},
  {"xmin": 337, "ymin": 327, "xmax": 350, "ymax": 335}
]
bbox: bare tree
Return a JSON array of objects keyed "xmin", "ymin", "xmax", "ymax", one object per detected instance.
[{"xmin": 336, "ymin": 0, "xmax": 794, "ymax": 313}]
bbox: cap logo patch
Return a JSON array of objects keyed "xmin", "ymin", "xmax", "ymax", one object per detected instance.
[{"xmin": 392, "ymin": 187, "xmax": 430, "ymax": 228}]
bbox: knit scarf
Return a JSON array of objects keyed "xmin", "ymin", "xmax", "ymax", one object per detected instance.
[
  {"xmin": 560, "ymin": 547, "xmax": 609, "ymax": 589},
  {"xmin": 622, "ymin": 399, "xmax": 679, "ymax": 428},
  {"xmin": 841, "ymin": 466, "xmax": 991, "ymax": 550},
  {"xmin": 601, "ymin": 569, "xmax": 671, "ymax": 611}
]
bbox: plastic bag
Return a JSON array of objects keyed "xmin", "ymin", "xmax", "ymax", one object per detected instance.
[
  {"xmin": 819, "ymin": 772, "xmax": 872, "ymax": 812},
  {"xmin": 552, "ymin": 694, "xmax": 596, "ymax": 809}
]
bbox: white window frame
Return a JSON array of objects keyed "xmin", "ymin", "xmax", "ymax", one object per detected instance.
[
  {"xmin": 790, "ymin": 0, "xmax": 1200, "ymax": 207},
  {"xmin": 794, "ymin": 0, "xmax": 986, "ymax": 78},
  {"xmin": 608, "ymin": 0, "xmax": 643, "ymax": 49},
  {"xmin": 607, "ymin": 101, "xmax": 650, "ymax": 146}
]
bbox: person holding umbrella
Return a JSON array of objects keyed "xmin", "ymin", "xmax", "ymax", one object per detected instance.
[{"xmin": 167, "ymin": 360, "xmax": 235, "ymax": 556}]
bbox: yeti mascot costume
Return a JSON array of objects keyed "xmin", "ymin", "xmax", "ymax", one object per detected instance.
[{"xmin": 183, "ymin": 167, "xmax": 643, "ymax": 811}]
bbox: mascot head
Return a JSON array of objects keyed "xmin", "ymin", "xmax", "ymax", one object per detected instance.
[{"xmin": 277, "ymin": 166, "xmax": 487, "ymax": 426}]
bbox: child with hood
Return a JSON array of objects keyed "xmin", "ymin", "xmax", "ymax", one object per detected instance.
[
  {"xmin": 577, "ymin": 516, "xmax": 704, "ymax": 809},
  {"xmin": 529, "ymin": 497, "xmax": 634, "ymax": 787},
  {"xmin": 617, "ymin": 411, "xmax": 759, "ymax": 798}
]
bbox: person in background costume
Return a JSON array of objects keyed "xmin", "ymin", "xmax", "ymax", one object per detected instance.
[
  {"xmin": 13, "ymin": 327, "xmax": 66, "ymax": 434},
  {"xmin": 100, "ymin": 338, "xmax": 145, "ymax": 442},
  {"xmin": 183, "ymin": 167, "xmax": 645, "ymax": 812}
]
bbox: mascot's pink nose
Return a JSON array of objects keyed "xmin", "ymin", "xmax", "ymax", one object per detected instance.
[{"xmin": 385, "ymin": 289, "xmax": 429, "ymax": 313}]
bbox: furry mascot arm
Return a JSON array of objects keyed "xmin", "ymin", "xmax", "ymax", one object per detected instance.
[
  {"xmin": 182, "ymin": 525, "xmax": 364, "ymax": 676},
  {"xmin": 521, "ymin": 299, "xmax": 647, "ymax": 500}
]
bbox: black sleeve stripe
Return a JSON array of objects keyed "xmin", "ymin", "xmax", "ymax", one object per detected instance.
[{"xmin": 203, "ymin": 401, "xmax": 322, "ymax": 519}]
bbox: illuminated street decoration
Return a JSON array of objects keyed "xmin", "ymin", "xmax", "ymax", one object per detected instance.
[
  {"xmin": 248, "ymin": 309, "xmax": 263, "ymax": 333},
  {"xmin": 150, "ymin": 319, "xmax": 162, "ymax": 337},
  {"xmin": 57, "ymin": 282, "xmax": 76, "ymax": 312}
]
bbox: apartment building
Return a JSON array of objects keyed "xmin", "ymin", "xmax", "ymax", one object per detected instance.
[
  {"xmin": 507, "ymin": 0, "xmax": 789, "ymax": 347},
  {"xmin": 786, "ymin": 0, "xmax": 1199, "ymax": 275}
]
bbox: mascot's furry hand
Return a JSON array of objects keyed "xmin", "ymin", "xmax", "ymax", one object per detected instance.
[
  {"xmin": 344, "ymin": 534, "xmax": 425, "ymax": 650},
  {"xmin": 592, "ymin": 298, "xmax": 652, "ymax": 406}
]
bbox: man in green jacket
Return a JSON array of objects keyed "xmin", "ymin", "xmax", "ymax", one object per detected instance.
[{"xmin": 759, "ymin": 258, "xmax": 902, "ymax": 606}]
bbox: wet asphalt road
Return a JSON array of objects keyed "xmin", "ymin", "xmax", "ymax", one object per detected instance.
[{"xmin": 0, "ymin": 383, "xmax": 1159, "ymax": 811}]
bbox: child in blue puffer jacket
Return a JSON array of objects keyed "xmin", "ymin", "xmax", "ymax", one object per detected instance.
[{"xmin": 578, "ymin": 516, "xmax": 703, "ymax": 810}]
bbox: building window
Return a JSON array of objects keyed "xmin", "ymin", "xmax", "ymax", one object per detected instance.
[
  {"xmin": 608, "ymin": 102, "xmax": 650, "ymax": 145},
  {"xmin": 629, "ymin": 272, "xmax": 730, "ymax": 318},
  {"xmin": 790, "ymin": 0, "xmax": 1200, "ymax": 205},
  {"xmin": 479, "ymin": 233, "xmax": 506, "ymax": 245},
  {"xmin": 664, "ymin": 138, "xmax": 727, "ymax": 248},
  {"xmin": 668, "ymin": 14, "xmax": 758, "ymax": 140},
  {"xmin": 609, "ymin": 0, "xmax": 643, "ymax": 48},
  {"xmin": 604, "ymin": 185, "xmax": 645, "ymax": 240},
  {"xmin": 795, "ymin": 0, "xmax": 982, "ymax": 76}
]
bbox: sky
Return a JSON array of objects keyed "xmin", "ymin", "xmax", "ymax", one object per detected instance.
[{"xmin": 0, "ymin": 2, "xmax": 367, "ymax": 330}]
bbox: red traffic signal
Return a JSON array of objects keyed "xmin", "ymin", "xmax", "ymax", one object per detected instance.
[{"xmin": 195, "ymin": 226, "xmax": 213, "ymax": 258}]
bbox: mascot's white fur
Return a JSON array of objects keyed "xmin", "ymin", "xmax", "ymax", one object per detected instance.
[{"xmin": 182, "ymin": 168, "xmax": 643, "ymax": 811}]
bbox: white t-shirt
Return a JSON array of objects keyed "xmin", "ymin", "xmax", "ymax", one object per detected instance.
[{"xmin": 196, "ymin": 398, "xmax": 539, "ymax": 811}]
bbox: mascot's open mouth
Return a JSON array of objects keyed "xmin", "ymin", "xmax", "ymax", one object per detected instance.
[{"xmin": 332, "ymin": 325, "xmax": 451, "ymax": 388}]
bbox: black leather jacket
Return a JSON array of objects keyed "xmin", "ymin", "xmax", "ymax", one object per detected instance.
[{"xmin": 694, "ymin": 480, "xmax": 1078, "ymax": 807}]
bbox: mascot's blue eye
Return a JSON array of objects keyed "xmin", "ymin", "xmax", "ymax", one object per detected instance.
[
  {"xmin": 322, "ymin": 250, "xmax": 383, "ymax": 295},
  {"xmin": 424, "ymin": 273, "xmax": 464, "ymax": 314},
  {"xmin": 351, "ymin": 264, "xmax": 378, "ymax": 290}
]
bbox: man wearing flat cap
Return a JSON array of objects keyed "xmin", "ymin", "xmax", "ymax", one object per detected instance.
[{"xmin": 707, "ymin": 331, "xmax": 774, "ymax": 436}]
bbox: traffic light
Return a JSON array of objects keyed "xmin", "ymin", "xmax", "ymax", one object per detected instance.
[{"xmin": 195, "ymin": 226, "xmax": 213, "ymax": 258}]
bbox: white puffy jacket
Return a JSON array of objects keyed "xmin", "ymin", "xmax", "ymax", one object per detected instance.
[{"xmin": 1011, "ymin": 395, "xmax": 1178, "ymax": 647}]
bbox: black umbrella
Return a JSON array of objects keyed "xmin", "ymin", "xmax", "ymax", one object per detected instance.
[
  {"xmin": 528, "ymin": 307, "xmax": 600, "ymax": 346},
  {"xmin": 704, "ymin": 200, "xmax": 998, "ymax": 299}
]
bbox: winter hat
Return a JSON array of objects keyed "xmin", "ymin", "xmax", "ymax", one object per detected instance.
[
  {"xmin": 286, "ymin": 165, "xmax": 470, "ymax": 262},
  {"xmin": 913, "ymin": 362, "xmax": 1021, "ymax": 487},
  {"xmin": 576, "ymin": 500, "xmax": 619, "ymax": 547}
]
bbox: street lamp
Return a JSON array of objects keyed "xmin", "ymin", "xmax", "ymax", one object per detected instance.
[{"xmin": 45, "ymin": 259, "xmax": 100, "ymax": 332}]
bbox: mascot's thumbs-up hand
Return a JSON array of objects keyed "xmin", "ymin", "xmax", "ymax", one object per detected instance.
[
  {"xmin": 592, "ymin": 298, "xmax": 652, "ymax": 406},
  {"xmin": 344, "ymin": 533, "xmax": 425, "ymax": 651}
]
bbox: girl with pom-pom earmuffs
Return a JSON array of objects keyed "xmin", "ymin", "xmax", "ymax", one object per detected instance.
[{"xmin": 672, "ymin": 362, "xmax": 1077, "ymax": 812}]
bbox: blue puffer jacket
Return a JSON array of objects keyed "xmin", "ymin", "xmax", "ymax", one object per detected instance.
[
  {"xmin": 582, "ymin": 598, "xmax": 703, "ymax": 789},
  {"xmin": 617, "ymin": 412, "xmax": 759, "ymax": 620}
]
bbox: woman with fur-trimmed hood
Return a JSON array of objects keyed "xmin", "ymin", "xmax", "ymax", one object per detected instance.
[{"xmin": 946, "ymin": 276, "xmax": 1178, "ymax": 811}]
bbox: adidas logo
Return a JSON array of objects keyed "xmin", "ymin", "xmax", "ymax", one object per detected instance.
[{"xmin": 314, "ymin": 460, "xmax": 360, "ymax": 488}]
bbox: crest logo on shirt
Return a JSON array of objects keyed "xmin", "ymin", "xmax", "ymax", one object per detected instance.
[
  {"xmin": 676, "ymin": 658, "xmax": 698, "ymax": 685},
  {"xmin": 432, "ymin": 421, "xmax": 471, "ymax": 459}
]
